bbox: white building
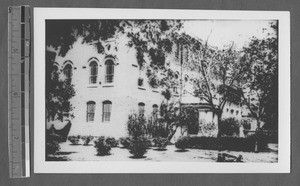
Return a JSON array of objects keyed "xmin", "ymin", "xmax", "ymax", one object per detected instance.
[{"xmin": 46, "ymin": 34, "xmax": 253, "ymax": 139}]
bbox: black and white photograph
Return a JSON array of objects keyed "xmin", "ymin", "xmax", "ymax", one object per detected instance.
[{"xmin": 34, "ymin": 8, "xmax": 290, "ymax": 173}]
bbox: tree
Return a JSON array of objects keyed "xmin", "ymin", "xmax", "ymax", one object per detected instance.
[
  {"xmin": 183, "ymin": 35, "xmax": 244, "ymax": 138},
  {"xmin": 240, "ymin": 22, "xmax": 278, "ymax": 130},
  {"xmin": 46, "ymin": 20, "xmax": 184, "ymax": 121},
  {"xmin": 46, "ymin": 51, "xmax": 76, "ymax": 121}
]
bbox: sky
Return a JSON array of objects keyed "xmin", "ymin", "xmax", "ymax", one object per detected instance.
[{"xmin": 183, "ymin": 20, "xmax": 277, "ymax": 50}]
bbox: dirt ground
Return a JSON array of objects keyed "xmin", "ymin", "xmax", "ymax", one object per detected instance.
[{"xmin": 47, "ymin": 141, "xmax": 278, "ymax": 163}]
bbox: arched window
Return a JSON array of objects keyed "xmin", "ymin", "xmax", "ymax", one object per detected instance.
[
  {"xmin": 152, "ymin": 104, "xmax": 159, "ymax": 119},
  {"xmin": 102, "ymin": 100, "xmax": 112, "ymax": 122},
  {"xmin": 105, "ymin": 59, "xmax": 114, "ymax": 83},
  {"xmin": 63, "ymin": 64, "xmax": 72, "ymax": 79},
  {"xmin": 138, "ymin": 102, "xmax": 145, "ymax": 116},
  {"xmin": 86, "ymin": 101, "xmax": 96, "ymax": 122},
  {"xmin": 89, "ymin": 61, "xmax": 98, "ymax": 84},
  {"xmin": 51, "ymin": 64, "xmax": 59, "ymax": 79},
  {"xmin": 152, "ymin": 104, "xmax": 159, "ymax": 113}
]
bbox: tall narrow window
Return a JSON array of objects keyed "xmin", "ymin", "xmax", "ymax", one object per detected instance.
[
  {"xmin": 63, "ymin": 64, "xmax": 72, "ymax": 79},
  {"xmin": 86, "ymin": 101, "xmax": 96, "ymax": 122},
  {"xmin": 89, "ymin": 61, "xmax": 98, "ymax": 84},
  {"xmin": 102, "ymin": 100, "xmax": 112, "ymax": 122},
  {"xmin": 105, "ymin": 60, "xmax": 114, "ymax": 83},
  {"xmin": 138, "ymin": 102, "xmax": 145, "ymax": 116}
]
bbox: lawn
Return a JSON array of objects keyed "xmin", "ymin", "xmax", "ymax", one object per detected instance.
[{"xmin": 47, "ymin": 141, "xmax": 278, "ymax": 163}]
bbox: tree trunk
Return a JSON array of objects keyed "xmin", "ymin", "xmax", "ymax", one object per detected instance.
[
  {"xmin": 256, "ymin": 118, "xmax": 261, "ymax": 130},
  {"xmin": 162, "ymin": 123, "xmax": 179, "ymax": 147},
  {"xmin": 216, "ymin": 111, "xmax": 223, "ymax": 152},
  {"xmin": 254, "ymin": 118, "xmax": 261, "ymax": 153}
]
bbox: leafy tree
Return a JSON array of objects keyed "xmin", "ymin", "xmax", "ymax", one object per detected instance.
[
  {"xmin": 46, "ymin": 20, "xmax": 183, "ymax": 120},
  {"xmin": 46, "ymin": 20, "xmax": 183, "ymax": 65},
  {"xmin": 183, "ymin": 36, "xmax": 244, "ymax": 138},
  {"xmin": 240, "ymin": 22, "xmax": 278, "ymax": 130},
  {"xmin": 46, "ymin": 51, "xmax": 76, "ymax": 121}
]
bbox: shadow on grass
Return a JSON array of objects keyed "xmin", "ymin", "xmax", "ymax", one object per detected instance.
[
  {"xmin": 46, "ymin": 156, "xmax": 70, "ymax": 161},
  {"xmin": 153, "ymin": 148, "xmax": 167, "ymax": 151},
  {"xmin": 69, "ymin": 143, "xmax": 82, "ymax": 146},
  {"xmin": 95, "ymin": 153, "xmax": 111, "ymax": 156},
  {"xmin": 129, "ymin": 156, "xmax": 147, "ymax": 159},
  {"xmin": 82, "ymin": 144, "xmax": 94, "ymax": 146},
  {"xmin": 119, "ymin": 146, "xmax": 129, "ymax": 149},
  {"xmin": 55, "ymin": 151, "xmax": 77, "ymax": 155},
  {"xmin": 175, "ymin": 149, "xmax": 189, "ymax": 152}
]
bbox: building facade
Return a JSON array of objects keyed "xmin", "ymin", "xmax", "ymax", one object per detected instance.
[{"xmin": 46, "ymin": 34, "xmax": 254, "ymax": 139}]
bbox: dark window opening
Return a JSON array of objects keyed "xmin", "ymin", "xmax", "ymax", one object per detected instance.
[
  {"xmin": 87, "ymin": 101, "xmax": 96, "ymax": 122},
  {"xmin": 102, "ymin": 100, "xmax": 112, "ymax": 122},
  {"xmin": 105, "ymin": 60, "xmax": 114, "ymax": 83},
  {"xmin": 89, "ymin": 61, "xmax": 98, "ymax": 84},
  {"xmin": 138, "ymin": 102, "xmax": 145, "ymax": 116},
  {"xmin": 63, "ymin": 64, "xmax": 72, "ymax": 79}
]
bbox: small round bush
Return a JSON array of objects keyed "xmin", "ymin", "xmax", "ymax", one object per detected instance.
[
  {"xmin": 94, "ymin": 136, "xmax": 111, "ymax": 156},
  {"xmin": 219, "ymin": 118, "xmax": 240, "ymax": 137},
  {"xmin": 105, "ymin": 137, "xmax": 119, "ymax": 147},
  {"xmin": 129, "ymin": 136, "xmax": 150, "ymax": 158},
  {"xmin": 175, "ymin": 136, "xmax": 190, "ymax": 150},
  {"xmin": 81, "ymin": 135, "xmax": 94, "ymax": 146},
  {"xmin": 68, "ymin": 135, "xmax": 81, "ymax": 145},
  {"xmin": 46, "ymin": 133, "xmax": 62, "ymax": 155},
  {"xmin": 153, "ymin": 137, "xmax": 167, "ymax": 149},
  {"xmin": 119, "ymin": 137, "xmax": 131, "ymax": 148}
]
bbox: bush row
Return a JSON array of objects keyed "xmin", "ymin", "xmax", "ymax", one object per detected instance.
[
  {"xmin": 175, "ymin": 135, "xmax": 269, "ymax": 152},
  {"xmin": 68, "ymin": 135, "xmax": 118, "ymax": 147}
]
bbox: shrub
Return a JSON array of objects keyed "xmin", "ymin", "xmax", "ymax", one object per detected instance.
[
  {"xmin": 119, "ymin": 137, "xmax": 131, "ymax": 148},
  {"xmin": 241, "ymin": 120, "xmax": 251, "ymax": 130},
  {"xmin": 199, "ymin": 121, "xmax": 217, "ymax": 137},
  {"xmin": 46, "ymin": 133, "xmax": 62, "ymax": 155},
  {"xmin": 183, "ymin": 108, "xmax": 199, "ymax": 135},
  {"xmin": 81, "ymin": 135, "xmax": 94, "ymax": 146},
  {"xmin": 254, "ymin": 130, "xmax": 269, "ymax": 151},
  {"xmin": 175, "ymin": 136, "xmax": 190, "ymax": 151},
  {"xmin": 68, "ymin": 135, "xmax": 81, "ymax": 145},
  {"xmin": 173, "ymin": 136, "xmax": 269, "ymax": 152},
  {"xmin": 146, "ymin": 118, "xmax": 169, "ymax": 138},
  {"xmin": 188, "ymin": 136, "xmax": 219, "ymax": 150},
  {"xmin": 94, "ymin": 136, "xmax": 111, "ymax": 156},
  {"xmin": 127, "ymin": 114, "xmax": 147, "ymax": 137},
  {"xmin": 128, "ymin": 136, "xmax": 150, "ymax": 158},
  {"xmin": 126, "ymin": 113, "xmax": 151, "ymax": 158},
  {"xmin": 105, "ymin": 137, "xmax": 119, "ymax": 147},
  {"xmin": 153, "ymin": 137, "xmax": 167, "ymax": 149},
  {"xmin": 219, "ymin": 118, "xmax": 240, "ymax": 137}
]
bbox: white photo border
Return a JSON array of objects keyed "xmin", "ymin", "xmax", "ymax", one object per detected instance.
[{"xmin": 34, "ymin": 8, "xmax": 290, "ymax": 173}]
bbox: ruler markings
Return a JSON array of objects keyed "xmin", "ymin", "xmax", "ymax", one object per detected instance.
[{"xmin": 8, "ymin": 5, "xmax": 30, "ymax": 178}]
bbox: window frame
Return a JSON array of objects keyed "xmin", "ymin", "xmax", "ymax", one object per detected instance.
[
  {"xmin": 138, "ymin": 102, "xmax": 145, "ymax": 116},
  {"xmin": 105, "ymin": 59, "xmax": 115, "ymax": 83},
  {"xmin": 63, "ymin": 63, "xmax": 73, "ymax": 79},
  {"xmin": 89, "ymin": 60, "xmax": 98, "ymax": 84},
  {"xmin": 102, "ymin": 100, "xmax": 112, "ymax": 122},
  {"xmin": 86, "ymin": 101, "xmax": 96, "ymax": 122}
]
